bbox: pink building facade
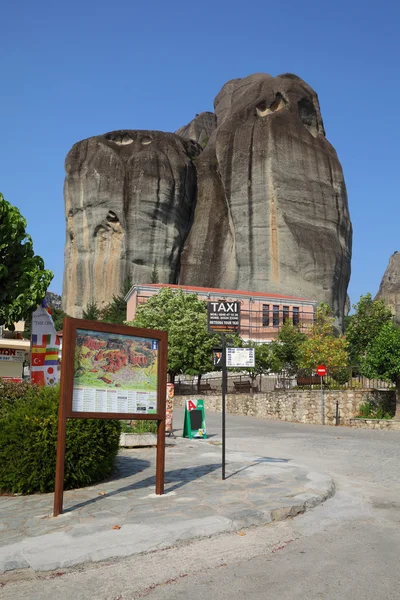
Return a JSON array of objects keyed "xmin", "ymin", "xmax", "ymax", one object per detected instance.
[{"xmin": 126, "ymin": 284, "xmax": 316, "ymax": 343}]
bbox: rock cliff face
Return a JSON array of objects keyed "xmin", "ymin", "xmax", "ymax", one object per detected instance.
[
  {"xmin": 375, "ymin": 252, "xmax": 400, "ymax": 322},
  {"xmin": 63, "ymin": 130, "xmax": 200, "ymax": 316},
  {"xmin": 63, "ymin": 73, "xmax": 352, "ymax": 327},
  {"xmin": 179, "ymin": 73, "xmax": 352, "ymax": 327},
  {"xmin": 175, "ymin": 112, "xmax": 216, "ymax": 145}
]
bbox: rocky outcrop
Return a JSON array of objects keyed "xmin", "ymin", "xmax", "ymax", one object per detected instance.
[
  {"xmin": 175, "ymin": 112, "xmax": 216, "ymax": 146},
  {"xmin": 375, "ymin": 252, "xmax": 400, "ymax": 322},
  {"xmin": 179, "ymin": 73, "xmax": 352, "ymax": 328},
  {"xmin": 63, "ymin": 130, "xmax": 200, "ymax": 317},
  {"xmin": 63, "ymin": 73, "xmax": 352, "ymax": 327},
  {"xmin": 45, "ymin": 292, "xmax": 62, "ymax": 310}
]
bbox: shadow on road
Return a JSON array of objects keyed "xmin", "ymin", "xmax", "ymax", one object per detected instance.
[
  {"xmin": 64, "ymin": 463, "xmax": 221, "ymax": 513},
  {"xmin": 225, "ymin": 456, "xmax": 291, "ymax": 479}
]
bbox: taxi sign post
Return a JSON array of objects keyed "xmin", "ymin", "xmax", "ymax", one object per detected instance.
[{"xmin": 207, "ymin": 301, "xmax": 241, "ymax": 480}]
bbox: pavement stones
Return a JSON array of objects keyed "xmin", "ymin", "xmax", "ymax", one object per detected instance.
[{"xmin": 0, "ymin": 437, "xmax": 334, "ymax": 574}]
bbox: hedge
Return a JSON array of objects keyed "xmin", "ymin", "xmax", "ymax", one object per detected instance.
[{"xmin": 0, "ymin": 383, "xmax": 121, "ymax": 494}]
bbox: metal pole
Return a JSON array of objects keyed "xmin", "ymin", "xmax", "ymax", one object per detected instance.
[
  {"xmin": 320, "ymin": 375, "xmax": 325, "ymax": 425},
  {"xmin": 155, "ymin": 417, "xmax": 166, "ymax": 494},
  {"xmin": 222, "ymin": 333, "xmax": 226, "ymax": 480},
  {"xmin": 335, "ymin": 400, "xmax": 340, "ymax": 426}
]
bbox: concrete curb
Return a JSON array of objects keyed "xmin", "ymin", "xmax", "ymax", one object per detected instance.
[{"xmin": 0, "ymin": 473, "xmax": 334, "ymax": 575}]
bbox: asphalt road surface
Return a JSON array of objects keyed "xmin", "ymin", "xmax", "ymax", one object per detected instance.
[{"xmin": 2, "ymin": 410, "xmax": 400, "ymax": 599}]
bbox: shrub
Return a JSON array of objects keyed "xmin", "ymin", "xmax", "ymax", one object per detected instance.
[
  {"xmin": 121, "ymin": 420, "xmax": 158, "ymax": 434},
  {"xmin": 0, "ymin": 384, "xmax": 121, "ymax": 494},
  {"xmin": 357, "ymin": 400, "xmax": 393, "ymax": 420},
  {"xmin": 0, "ymin": 379, "xmax": 37, "ymax": 419},
  {"xmin": 330, "ymin": 367, "xmax": 350, "ymax": 386}
]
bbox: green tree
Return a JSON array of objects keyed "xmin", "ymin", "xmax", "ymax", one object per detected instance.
[
  {"xmin": 271, "ymin": 320, "xmax": 306, "ymax": 375},
  {"xmin": 150, "ymin": 261, "xmax": 159, "ymax": 284},
  {"xmin": 299, "ymin": 303, "xmax": 348, "ymax": 372},
  {"xmin": 362, "ymin": 322, "xmax": 400, "ymax": 417},
  {"xmin": 128, "ymin": 287, "xmax": 219, "ymax": 382},
  {"xmin": 82, "ymin": 302, "xmax": 102, "ymax": 321},
  {"xmin": 101, "ymin": 276, "xmax": 132, "ymax": 324},
  {"xmin": 50, "ymin": 307, "xmax": 67, "ymax": 331},
  {"xmin": 346, "ymin": 293, "xmax": 393, "ymax": 365},
  {"xmin": 0, "ymin": 193, "xmax": 53, "ymax": 328},
  {"xmin": 101, "ymin": 295, "xmax": 127, "ymax": 324}
]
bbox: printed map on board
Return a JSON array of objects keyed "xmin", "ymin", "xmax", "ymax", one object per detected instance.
[{"xmin": 74, "ymin": 329, "xmax": 158, "ymax": 392}]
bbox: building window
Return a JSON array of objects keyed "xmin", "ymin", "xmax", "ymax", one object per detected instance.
[
  {"xmin": 283, "ymin": 306, "xmax": 289, "ymax": 323},
  {"xmin": 293, "ymin": 306, "xmax": 299, "ymax": 326},
  {"xmin": 273, "ymin": 305, "xmax": 279, "ymax": 327},
  {"xmin": 262, "ymin": 304, "xmax": 269, "ymax": 327}
]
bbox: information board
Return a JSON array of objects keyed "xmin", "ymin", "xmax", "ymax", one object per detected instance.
[
  {"xmin": 226, "ymin": 347, "xmax": 255, "ymax": 367},
  {"xmin": 54, "ymin": 318, "xmax": 168, "ymax": 516},
  {"xmin": 208, "ymin": 301, "xmax": 240, "ymax": 333},
  {"xmin": 72, "ymin": 328, "xmax": 158, "ymax": 415}
]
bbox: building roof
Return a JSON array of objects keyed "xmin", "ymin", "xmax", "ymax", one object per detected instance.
[
  {"xmin": 126, "ymin": 283, "xmax": 316, "ymax": 304},
  {"xmin": 0, "ymin": 338, "xmax": 30, "ymax": 351}
]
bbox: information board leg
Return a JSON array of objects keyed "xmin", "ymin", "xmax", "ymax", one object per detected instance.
[
  {"xmin": 53, "ymin": 402, "xmax": 67, "ymax": 517},
  {"xmin": 222, "ymin": 334, "xmax": 226, "ymax": 481},
  {"xmin": 155, "ymin": 418, "xmax": 165, "ymax": 495}
]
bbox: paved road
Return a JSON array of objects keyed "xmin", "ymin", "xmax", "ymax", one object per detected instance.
[{"xmin": 2, "ymin": 411, "xmax": 400, "ymax": 599}]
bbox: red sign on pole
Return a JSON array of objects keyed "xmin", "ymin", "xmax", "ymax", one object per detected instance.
[{"xmin": 316, "ymin": 365, "xmax": 327, "ymax": 377}]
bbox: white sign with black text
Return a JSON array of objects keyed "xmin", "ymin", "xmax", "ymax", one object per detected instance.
[{"xmin": 226, "ymin": 347, "xmax": 255, "ymax": 368}]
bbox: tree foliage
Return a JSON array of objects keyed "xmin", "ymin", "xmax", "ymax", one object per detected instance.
[
  {"xmin": 150, "ymin": 261, "xmax": 159, "ymax": 284},
  {"xmin": 82, "ymin": 302, "xmax": 102, "ymax": 321},
  {"xmin": 299, "ymin": 303, "xmax": 348, "ymax": 370},
  {"xmin": 128, "ymin": 287, "xmax": 219, "ymax": 381},
  {"xmin": 0, "ymin": 193, "xmax": 53, "ymax": 328},
  {"xmin": 361, "ymin": 321, "xmax": 400, "ymax": 417},
  {"xmin": 346, "ymin": 293, "xmax": 393, "ymax": 365},
  {"xmin": 271, "ymin": 321, "xmax": 306, "ymax": 374},
  {"xmin": 239, "ymin": 341, "xmax": 276, "ymax": 382},
  {"xmin": 82, "ymin": 277, "xmax": 132, "ymax": 324}
]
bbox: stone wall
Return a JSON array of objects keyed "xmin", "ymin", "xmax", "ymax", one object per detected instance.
[
  {"xmin": 349, "ymin": 419, "xmax": 400, "ymax": 430},
  {"xmin": 173, "ymin": 389, "xmax": 395, "ymax": 426}
]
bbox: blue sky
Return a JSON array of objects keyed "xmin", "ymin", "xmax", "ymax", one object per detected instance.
[{"xmin": 1, "ymin": 0, "xmax": 399, "ymax": 309}]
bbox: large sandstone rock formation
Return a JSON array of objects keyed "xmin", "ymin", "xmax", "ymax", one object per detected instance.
[
  {"xmin": 63, "ymin": 130, "xmax": 200, "ymax": 316},
  {"xmin": 179, "ymin": 73, "xmax": 352, "ymax": 327},
  {"xmin": 63, "ymin": 72, "xmax": 352, "ymax": 327},
  {"xmin": 375, "ymin": 252, "xmax": 400, "ymax": 322}
]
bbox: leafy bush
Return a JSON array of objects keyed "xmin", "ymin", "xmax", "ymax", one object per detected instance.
[
  {"xmin": 357, "ymin": 401, "xmax": 393, "ymax": 420},
  {"xmin": 0, "ymin": 379, "xmax": 37, "ymax": 418},
  {"xmin": 121, "ymin": 420, "xmax": 158, "ymax": 434},
  {"xmin": 330, "ymin": 368, "xmax": 350, "ymax": 385},
  {"xmin": 0, "ymin": 384, "xmax": 121, "ymax": 494}
]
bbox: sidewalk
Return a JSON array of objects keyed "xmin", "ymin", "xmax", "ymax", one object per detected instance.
[{"xmin": 0, "ymin": 437, "xmax": 334, "ymax": 574}]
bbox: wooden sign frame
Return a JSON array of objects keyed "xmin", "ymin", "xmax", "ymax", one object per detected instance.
[{"xmin": 54, "ymin": 317, "xmax": 168, "ymax": 516}]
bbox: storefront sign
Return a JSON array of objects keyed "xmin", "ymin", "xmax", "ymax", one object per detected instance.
[{"xmin": 0, "ymin": 349, "xmax": 25, "ymax": 362}]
